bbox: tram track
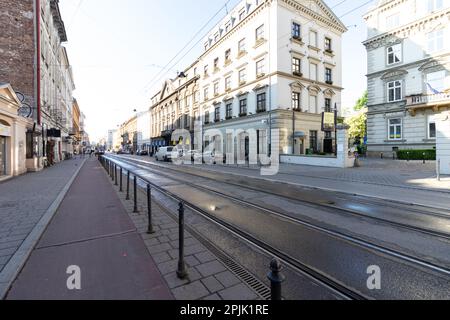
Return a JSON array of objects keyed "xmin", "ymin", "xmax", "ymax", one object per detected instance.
[{"xmin": 104, "ymin": 155, "xmax": 450, "ymax": 299}]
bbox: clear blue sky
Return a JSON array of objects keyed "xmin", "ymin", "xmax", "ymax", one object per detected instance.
[{"xmin": 60, "ymin": 0, "xmax": 376, "ymax": 142}]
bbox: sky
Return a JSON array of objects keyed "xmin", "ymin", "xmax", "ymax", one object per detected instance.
[{"xmin": 59, "ymin": 0, "xmax": 376, "ymax": 143}]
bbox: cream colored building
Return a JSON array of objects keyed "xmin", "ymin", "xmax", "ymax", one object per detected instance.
[
  {"xmin": 149, "ymin": 0, "xmax": 346, "ymax": 159},
  {"xmin": 0, "ymin": 83, "xmax": 35, "ymax": 180}
]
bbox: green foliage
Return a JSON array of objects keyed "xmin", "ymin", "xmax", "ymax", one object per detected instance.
[
  {"xmin": 396, "ymin": 149, "xmax": 436, "ymax": 160},
  {"xmin": 345, "ymin": 107, "xmax": 367, "ymax": 140},
  {"xmin": 354, "ymin": 91, "xmax": 368, "ymax": 111}
]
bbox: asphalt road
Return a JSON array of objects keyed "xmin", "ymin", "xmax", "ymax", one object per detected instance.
[{"xmin": 106, "ymin": 155, "xmax": 450, "ymax": 300}]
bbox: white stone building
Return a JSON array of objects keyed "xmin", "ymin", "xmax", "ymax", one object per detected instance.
[
  {"xmin": 150, "ymin": 0, "xmax": 346, "ymax": 159},
  {"xmin": 40, "ymin": 0, "xmax": 76, "ymax": 164},
  {"xmin": 363, "ymin": 0, "xmax": 450, "ymax": 166}
]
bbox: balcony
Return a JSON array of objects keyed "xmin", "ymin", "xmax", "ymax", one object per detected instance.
[{"xmin": 406, "ymin": 93, "xmax": 450, "ymax": 115}]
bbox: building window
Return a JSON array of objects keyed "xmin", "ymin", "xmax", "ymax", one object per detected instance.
[
  {"xmin": 309, "ymin": 30, "xmax": 317, "ymax": 47},
  {"xmin": 325, "ymin": 37, "xmax": 332, "ymax": 52},
  {"xmin": 309, "ymin": 95, "xmax": 317, "ymax": 113},
  {"xmin": 325, "ymin": 68, "xmax": 333, "ymax": 84},
  {"xmin": 239, "ymin": 99, "xmax": 247, "ymax": 116},
  {"xmin": 428, "ymin": 116, "xmax": 437, "ymax": 139},
  {"xmin": 204, "ymin": 65, "xmax": 209, "ymax": 76},
  {"xmin": 225, "ymin": 76, "xmax": 232, "ymax": 91},
  {"xmin": 256, "ymin": 59, "xmax": 265, "ymax": 77},
  {"xmin": 225, "ymin": 22, "xmax": 231, "ymax": 33},
  {"xmin": 427, "ymin": 70, "xmax": 446, "ymax": 94},
  {"xmin": 214, "ymin": 58, "xmax": 219, "ymax": 70},
  {"xmin": 427, "ymin": 29, "xmax": 444, "ymax": 53},
  {"xmin": 386, "ymin": 13, "xmax": 400, "ymax": 29},
  {"xmin": 257, "ymin": 92, "xmax": 266, "ymax": 112},
  {"xmin": 225, "ymin": 49, "xmax": 231, "ymax": 62},
  {"xmin": 292, "ymin": 57, "xmax": 301, "ymax": 75},
  {"xmin": 387, "ymin": 80, "xmax": 402, "ymax": 102},
  {"xmin": 309, "ymin": 130, "xmax": 318, "ymax": 153},
  {"xmin": 239, "ymin": 68, "xmax": 247, "ymax": 84},
  {"xmin": 388, "ymin": 118, "xmax": 402, "ymax": 140},
  {"xmin": 214, "ymin": 82, "xmax": 219, "ymax": 96},
  {"xmin": 292, "ymin": 92, "xmax": 301, "ymax": 111},
  {"xmin": 204, "ymin": 111, "xmax": 210, "ymax": 124},
  {"xmin": 428, "ymin": 0, "xmax": 443, "ymax": 12},
  {"xmin": 292, "ymin": 22, "xmax": 301, "ymax": 39},
  {"xmin": 256, "ymin": 25, "xmax": 264, "ymax": 41},
  {"xmin": 238, "ymin": 38, "xmax": 246, "ymax": 54},
  {"xmin": 239, "ymin": 9, "xmax": 245, "ymax": 21},
  {"xmin": 387, "ymin": 44, "xmax": 402, "ymax": 65},
  {"xmin": 226, "ymin": 103, "xmax": 233, "ymax": 119},
  {"xmin": 325, "ymin": 98, "xmax": 332, "ymax": 112},
  {"xmin": 309, "ymin": 63, "xmax": 317, "ymax": 81},
  {"xmin": 215, "ymin": 107, "xmax": 221, "ymax": 122},
  {"xmin": 204, "ymin": 87, "xmax": 209, "ymax": 100}
]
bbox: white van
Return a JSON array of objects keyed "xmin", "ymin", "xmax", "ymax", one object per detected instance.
[{"xmin": 155, "ymin": 147, "xmax": 175, "ymax": 162}]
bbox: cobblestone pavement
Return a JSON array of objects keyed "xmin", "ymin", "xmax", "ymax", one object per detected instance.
[
  {"xmin": 108, "ymin": 166, "xmax": 260, "ymax": 300},
  {"xmin": 0, "ymin": 157, "xmax": 86, "ymax": 274}
]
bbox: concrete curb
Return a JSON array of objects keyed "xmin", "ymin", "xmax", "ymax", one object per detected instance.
[{"xmin": 0, "ymin": 159, "xmax": 87, "ymax": 300}]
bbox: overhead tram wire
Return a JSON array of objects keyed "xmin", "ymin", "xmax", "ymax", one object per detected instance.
[
  {"xmin": 144, "ymin": 0, "xmax": 374, "ymax": 99},
  {"xmin": 141, "ymin": 0, "xmax": 233, "ymax": 95}
]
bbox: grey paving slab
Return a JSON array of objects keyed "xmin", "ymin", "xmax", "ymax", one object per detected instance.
[
  {"xmin": 201, "ymin": 276, "xmax": 225, "ymax": 293},
  {"xmin": 195, "ymin": 260, "xmax": 227, "ymax": 278},
  {"xmin": 172, "ymin": 281, "xmax": 210, "ymax": 300},
  {"xmin": 218, "ymin": 283, "xmax": 258, "ymax": 300},
  {"xmin": 215, "ymin": 271, "xmax": 242, "ymax": 288}
]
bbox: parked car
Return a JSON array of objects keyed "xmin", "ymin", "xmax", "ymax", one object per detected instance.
[
  {"xmin": 185, "ymin": 150, "xmax": 201, "ymax": 162},
  {"xmin": 155, "ymin": 147, "xmax": 175, "ymax": 162},
  {"xmin": 136, "ymin": 150, "xmax": 149, "ymax": 156}
]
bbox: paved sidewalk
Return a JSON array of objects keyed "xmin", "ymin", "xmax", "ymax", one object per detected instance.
[
  {"xmin": 109, "ymin": 163, "xmax": 261, "ymax": 300},
  {"xmin": 5, "ymin": 158, "xmax": 173, "ymax": 300},
  {"xmin": 0, "ymin": 157, "xmax": 86, "ymax": 297}
]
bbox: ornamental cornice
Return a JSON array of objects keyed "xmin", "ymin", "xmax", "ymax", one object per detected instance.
[
  {"xmin": 280, "ymin": 0, "xmax": 347, "ymax": 34},
  {"xmin": 364, "ymin": 10, "xmax": 450, "ymax": 50}
]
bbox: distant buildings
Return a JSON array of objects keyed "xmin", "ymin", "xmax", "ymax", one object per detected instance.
[
  {"xmin": 363, "ymin": 0, "xmax": 450, "ymax": 159},
  {"xmin": 0, "ymin": 0, "xmax": 87, "ymax": 177}
]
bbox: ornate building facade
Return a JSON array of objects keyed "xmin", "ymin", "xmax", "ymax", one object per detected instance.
[
  {"xmin": 149, "ymin": 0, "xmax": 346, "ymax": 159},
  {"xmin": 363, "ymin": 0, "xmax": 450, "ymax": 160}
]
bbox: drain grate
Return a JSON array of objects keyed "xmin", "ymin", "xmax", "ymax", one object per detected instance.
[{"xmin": 153, "ymin": 195, "xmax": 272, "ymax": 300}]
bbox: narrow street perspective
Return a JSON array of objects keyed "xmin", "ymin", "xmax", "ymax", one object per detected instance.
[{"xmin": 1, "ymin": 0, "xmax": 450, "ymax": 313}]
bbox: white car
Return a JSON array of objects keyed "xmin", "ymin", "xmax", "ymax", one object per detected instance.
[{"xmin": 155, "ymin": 147, "xmax": 175, "ymax": 162}]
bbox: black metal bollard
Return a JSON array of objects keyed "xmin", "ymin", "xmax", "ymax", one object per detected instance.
[
  {"xmin": 407, "ymin": 152, "xmax": 410, "ymax": 162},
  {"xmin": 115, "ymin": 165, "xmax": 118, "ymax": 185},
  {"xmin": 133, "ymin": 175, "xmax": 138, "ymax": 213},
  {"xmin": 119, "ymin": 168, "xmax": 123, "ymax": 192},
  {"xmin": 126, "ymin": 171, "xmax": 130, "ymax": 200},
  {"xmin": 177, "ymin": 202, "xmax": 188, "ymax": 279},
  {"xmin": 381, "ymin": 152, "xmax": 383, "ymax": 159},
  {"xmin": 267, "ymin": 258, "xmax": 285, "ymax": 300},
  {"xmin": 147, "ymin": 184, "xmax": 155, "ymax": 234},
  {"xmin": 111, "ymin": 164, "xmax": 115, "ymax": 181},
  {"xmin": 423, "ymin": 153, "xmax": 426, "ymax": 164}
]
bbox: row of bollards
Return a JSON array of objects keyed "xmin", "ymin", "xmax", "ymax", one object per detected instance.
[{"xmin": 99, "ymin": 156, "xmax": 286, "ymax": 300}]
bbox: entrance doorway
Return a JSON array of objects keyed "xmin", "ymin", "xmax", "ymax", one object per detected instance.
[{"xmin": 0, "ymin": 136, "xmax": 6, "ymax": 176}]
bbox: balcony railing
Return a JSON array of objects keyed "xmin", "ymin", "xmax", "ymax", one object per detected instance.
[{"xmin": 406, "ymin": 93, "xmax": 450, "ymax": 106}]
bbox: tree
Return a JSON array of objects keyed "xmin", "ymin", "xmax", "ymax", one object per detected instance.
[
  {"xmin": 345, "ymin": 91, "xmax": 369, "ymax": 142},
  {"xmin": 354, "ymin": 91, "xmax": 368, "ymax": 111},
  {"xmin": 345, "ymin": 108, "xmax": 367, "ymax": 140}
]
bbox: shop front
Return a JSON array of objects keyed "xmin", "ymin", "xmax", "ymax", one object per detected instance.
[{"xmin": 0, "ymin": 83, "xmax": 37, "ymax": 179}]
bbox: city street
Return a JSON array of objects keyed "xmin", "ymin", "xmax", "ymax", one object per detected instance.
[{"xmin": 2, "ymin": 0, "xmax": 450, "ymax": 307}]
